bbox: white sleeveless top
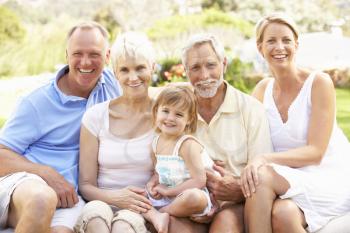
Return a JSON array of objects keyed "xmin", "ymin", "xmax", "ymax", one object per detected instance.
[
  {"xmin": 263, "ymin": 72, "xmax": 350, "ymax": 232},
  {"xmin": 82, "ymin": 101, "xmax": 154, "ymax": 190},
  {"xmin": 153, "ymin": 134, "xmax": 215, "ymax": 188},
  {"xmin": 264, "ymin": 72, "xmax": 350, "ymax": 171}
]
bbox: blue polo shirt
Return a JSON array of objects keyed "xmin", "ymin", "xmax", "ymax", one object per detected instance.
[{"xmin": 0, "ymin": 65, "xmax": 121, "ymax": 189}]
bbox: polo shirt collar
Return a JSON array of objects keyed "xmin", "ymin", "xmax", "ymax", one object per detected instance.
[
  {"xmin": 197, "ymin": 80, "xmax": 239, "ymax": 124},
  {"xmin": 53, "ymin": 65, "xmax": 106, "ymax": 104},
  {"xmin": 218, "ymin": 80, "xmax": 238, "ymax": 113}
]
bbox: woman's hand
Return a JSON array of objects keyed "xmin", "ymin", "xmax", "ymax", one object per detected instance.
[
  {"xmin": 111, "ymin": 186, "xmax": 152, "ymax": 214},
  {"xmin": 240, "ymin": 155, "xmax": 268, "ymax": 198}
]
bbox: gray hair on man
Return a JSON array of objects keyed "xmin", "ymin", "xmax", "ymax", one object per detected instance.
[
  {"xmin": 67, "ymin": 21, "xmax": 110, "ymax": 49},
  {"xmin": 181, "ymin": 33, "xmax": 225, "ymax": 69},
  {"xmin": 110, "ymin": 31, "xmax": 155, "ymax": 70}
]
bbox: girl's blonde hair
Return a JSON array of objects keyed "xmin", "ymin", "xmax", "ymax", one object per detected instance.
[
  {"xmin": 255, "ymin": 13, "xmax": 299, "ymax": 45},
  {"xmin": 152, "ymin": 86, "xmax": 198, "ymax": 134}
]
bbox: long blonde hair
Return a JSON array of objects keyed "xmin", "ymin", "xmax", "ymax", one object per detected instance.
[{"xmin": 255, "ymin": 13, "xmax": 299, "ymax": 45}]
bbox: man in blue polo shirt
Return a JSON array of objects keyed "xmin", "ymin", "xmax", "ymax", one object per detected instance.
[{"xmin": 0, "ymin": 22, "xmax": 121, "ymax": 233}]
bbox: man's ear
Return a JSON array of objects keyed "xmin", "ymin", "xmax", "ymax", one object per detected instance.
[
  {"xmin": 105, "ymin": 48, "xmax": 111, "ymax": 65},
  {"xmin": 223, "ymin": 57, "xmax": 228, "ymax": 73},
  {"xmin": 151, "ymin": 62, "xmax": 156, "ymax": 73}
]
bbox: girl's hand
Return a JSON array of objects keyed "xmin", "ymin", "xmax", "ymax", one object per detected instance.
[
  {"xmin": 153, "ymin": 184, "xmax": 170, "ymax": 197},
  {"xmin": 111, "ymin": 186, "xmax": 152, "ymax": 214},
  {"xmin": 150, "ymin": 189, "xmax": 162, "ymax": 200},
  {"xmin": 240, "ymin": 156, "xmax": 268, "ymax": 198},
  {"xmin": 146, "ymin": 173, "xmax": 160, "ymax": 198},
  {"xmin": 146, "ymin": 183, "xmax": 162, "ymax": 200}
]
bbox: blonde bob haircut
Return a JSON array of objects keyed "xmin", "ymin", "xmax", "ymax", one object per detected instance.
[
  {"xmin": 152, "ymin": 86, "xmax": 198, "ymax": 134},
  {"xmin": 255, "ymin": 13, "xmax": 299, "ymax": 45}
]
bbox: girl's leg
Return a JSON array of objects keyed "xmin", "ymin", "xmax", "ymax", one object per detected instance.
[
  {"xmin": 142, "ymin": 208, "xmax": 169, "ymax": 233},
  {"xmin": 245, "ymin": 166, "xmax": 290, "ymax": 233},
  {"xmin": 159, "ymin": 188, "xmax": 208, "ymax": 217},
  {"xmin": 272, "ymin": 199, "xmax": 307, "ymax": 233}
]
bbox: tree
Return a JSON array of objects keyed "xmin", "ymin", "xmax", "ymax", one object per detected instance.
[
  {"xmin": 0, "ymin": 5, "xmax": 25, "ymax": 44},
  {"xmin": 202, "ymin": 0, "xmax": 341, "ymax": 33}
]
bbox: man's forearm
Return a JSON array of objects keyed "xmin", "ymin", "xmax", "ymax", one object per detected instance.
[{"xmin": 0, "ymin": 147, "xmax": 45, "ymax": 177}]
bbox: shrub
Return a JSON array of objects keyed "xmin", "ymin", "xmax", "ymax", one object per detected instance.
[
  {"xmin": 0, "ymin": 16, "xmax": 75, "ymax": 78},
  {"xmin": 93, "ymin": 7, "xmax": 121, "ymax": 43},
  {"xmin": 155, "ymin": 58, "xmax": 186, "ymax": 86},
  {"xmin": 0, "ymin": 6, "xmax": 25, "ymax": 45},
  {"xmin": 147, "ymin": 9, "xmax": 253, "ymax": 40},
  {"xmin": 155, "ymin": 57, "xmax": 256, "ymax": 94},
  {"xmin": 324, "ymin": 68, "xmax": 350, "ymax": 88},
  {"xmin": 225, "ymin": 58, "xmax": 254, "ymax": 93}
]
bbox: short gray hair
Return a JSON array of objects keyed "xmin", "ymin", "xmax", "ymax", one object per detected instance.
[
  {"xmin": 181, "ymin": 33, "xmax": 225, "ymax": 68},
  {"xmin": 67, "ymin": 21, "xmax": 109, "ymax": 47},
  {"xmin": 110, "ymin": 31, "xmax": 155, "ymax": 70}
]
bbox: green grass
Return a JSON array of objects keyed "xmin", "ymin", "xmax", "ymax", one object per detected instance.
[
  {"xmin": 336, "ymin": 88, "xmax": 350, "ymax": 139},
  {"xmin": 0, "ymin": 117, "xmax": 5, "ymax": 128}
]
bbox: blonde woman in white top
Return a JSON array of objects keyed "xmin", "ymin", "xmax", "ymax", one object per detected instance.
[{"xmin": 241, "ymin": 13, "xmax": 350, "ymax": 233}]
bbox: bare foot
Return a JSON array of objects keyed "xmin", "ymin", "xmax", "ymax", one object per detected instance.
[{"xmin": 153, "ymin": 212, "xmax": 169, "ymax": 233}]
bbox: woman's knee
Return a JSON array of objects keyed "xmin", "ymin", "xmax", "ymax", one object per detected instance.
[
  {"xmin": 256, "ymin": 165, "xmax": 276, "ymax": 188},
  {"xmin": 112, "ymin": 210, "xmax": 146, "ymax": 233},
  {"xmin": 85, "ymin": 218, "xmax": 110, "ymax": 233},
  {"xmin": 74, "ymin": 200, "xmax": 113, "ymax": 233},
  {"xmin": 272, "ymin": 199, "xmax": 301, "ymax": 232},
  {"xmin": 111, "ymin": 221, "xmax": 136, "ymax": 233}
]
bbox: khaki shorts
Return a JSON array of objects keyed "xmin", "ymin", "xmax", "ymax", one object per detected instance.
[
  {"xmin": 0, "ymin": 172, "xmax": 45, "ymax": 228},
  {"xmin": 75, "ymin": 200, "xmax": 148, "ymax": 233},
  {"xmin": 0, "ymin": 172, "xmax": 85, "ymax": 230}
]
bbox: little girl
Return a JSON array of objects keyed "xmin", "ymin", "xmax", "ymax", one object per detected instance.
[{"xmin": 144, "ymin": 86, "xmax": 216, "ymax": 232}]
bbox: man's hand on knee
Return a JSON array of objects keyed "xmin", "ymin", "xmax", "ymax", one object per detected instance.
[
  {"xmin": 206, "ymin": 165, "xmax": 243, "ymax": 203},
  {"xmin": 39, "ymin": 166, "xmax": 78, "ymax": 208}
]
